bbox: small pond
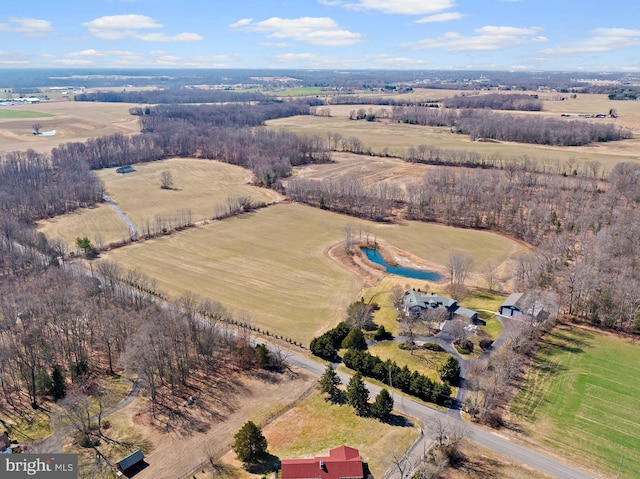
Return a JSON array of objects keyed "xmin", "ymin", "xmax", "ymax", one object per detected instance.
[{"xmin": 361, "ymin": 247, "xmax": 442, "ymax": 281}]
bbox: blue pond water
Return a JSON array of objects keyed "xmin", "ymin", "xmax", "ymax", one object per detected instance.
[{"xmin": 361, "ymin": 247, "xmax": 442, "ymax": 281}]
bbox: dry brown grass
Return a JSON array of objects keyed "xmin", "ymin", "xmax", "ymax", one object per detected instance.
[
  {"xmin": 38, "ymin": 158, "xmax": 283, "ymax": 250},
  {"xmin": 0, "ymin": 101, "xmax": 141, "ymax": 154},
  {"xmin": 103, "ymin": 369, "xmax": 316, "ymax": 479},
  {"xmin": 441, "ymin": 439, "xmax": 554, "ymax": 479},
  {"xmin": 269, "ymin": 92, "xmax": 640, "ymax": 170},
  {"xmin": 102, "ymin": 203, "xmax": 526, "ymax": 345}
]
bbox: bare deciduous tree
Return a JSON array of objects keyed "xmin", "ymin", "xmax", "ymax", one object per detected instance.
[{"xmin": 160, "ymin": 170, "xmax": 174, "ymax": 190}]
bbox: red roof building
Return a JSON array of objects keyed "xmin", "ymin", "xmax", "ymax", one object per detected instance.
[{"xmin": 281, "ymin": 445, "xmax": 364, "ymax": 479}]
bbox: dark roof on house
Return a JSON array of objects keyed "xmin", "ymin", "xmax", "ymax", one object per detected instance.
[
  {"xmin": 281, "ymin": 445, "xmax": 364, "ymax": 479},
  {"xmin": 500, "ymin": 293, "xmax": 525, "ymax": 309},
  {"xmin": 453, "ymin": 306, "xmax": 478, "ymax": 320},
  {"xmin": 404, "ymin": 291, "xmax": 458, "ymax": 310},
  {"xmin": 117, "ymin": 449, "xmax": 144, "ymax": 471}
]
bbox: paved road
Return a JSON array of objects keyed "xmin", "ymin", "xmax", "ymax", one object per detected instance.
[
  {"xmin": 284, "ymin": 351, "xmax": 596, "ymax": 479},
  {"xmin": 103, "ymin": 193, "xmax": 138, "ymax": 238}
]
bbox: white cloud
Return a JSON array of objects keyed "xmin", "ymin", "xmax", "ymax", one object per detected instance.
[
  {"xmin": 258, "ymin": 42, "xmax": 291, "ymax": 48},
  {"xmin": 540, "ymin": 28, "xmax": 640, "ymax": 54},
  {"xmin": 137, "ymin": 32, "xmax": 203, "ymax": 42},
  {"xmin": 326, "ymin": 0, "xmax": 455, "ymax": 15},
  {"xmin": 415, "ymin": 12, "xmax": 464, "ymax": 23},
  {"xmin": 0, "ymin": 17, "xmax": 53, "ymax": 37},
  {"xmin": 404, "ymin": 25, "xmax": 547, "ymax": 51},
  {"xmin": 230, "ymin": 17, "xmax": 362, "ymax": 46},
  {"xmin": 83, "ymin": 14, "xmax": 202, "ymax": 42}
]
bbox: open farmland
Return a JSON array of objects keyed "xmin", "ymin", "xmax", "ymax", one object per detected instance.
[
  {"xmin": 37, "ymin": 158, "xmax": 282, "ymax": 249},
  {"xmin": 37, "ymin": 203, "xmax": 132, "ymax": 249},
  {"xmin": 103, "ymin": 203, "xmax": 526, "ymax": 345},
  {"xmin": 0, "ymin": 100, "xmax": 141, "ymax": 154},
  {"xmin": 95, "ymin": 158, "xmax": 281, "ymax": 231},
  {"xmin": 510, "ymin": 325, "xmax": 640, "ymax": 478},
  {"xmin": 268, "ymin": 93, "xmax": 640, "ymax": 169},
  {"xmin": 0, "ymin": 109, "xmax": 56, "ymax": 119}
]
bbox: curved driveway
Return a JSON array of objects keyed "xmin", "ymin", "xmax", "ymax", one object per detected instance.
[{"xmin": 284, "ymin": 349, "xmax": 595, "ymax": 479}]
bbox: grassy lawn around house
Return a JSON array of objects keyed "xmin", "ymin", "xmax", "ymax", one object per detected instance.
[
  {"xmin": 510, "ymin": 325, "xmax": 640, "ymax": 478},
  {"xmin": 367, "ymin": 341, "xmax": 452, "ymax": 383},
  {"xmin": 261, "ymin": 391, "xmax": 419, "ymax": 479}
]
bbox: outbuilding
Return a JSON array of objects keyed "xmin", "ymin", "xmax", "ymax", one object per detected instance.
[{"xmin": 116, "ymin": 449, "xmax": 145, "ymax": 476}]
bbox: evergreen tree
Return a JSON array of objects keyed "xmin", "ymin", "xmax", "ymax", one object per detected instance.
[
  {"xmin": 255, "ymin": 344, "xmax": 270, "ymax": 369},
  {"xmin": 50, "ymin": 365, "xmax": 66, "ymax": 401},
  {"xmin": 318, "ymin": 364, "xmax": 341, "ymax": 401},
  {"xmin": 371, "ymin": 388, "xmax": 394, "ymax": 419},
  {"xmin": 346, "ymin": 372, "xmax": 369, "ymax": 414},
  {"xmin": 232, "ymin": 421, "xmax": 268, "ymax": 465},
  {"xmin": 341, "ymin": 328, "xmax": 367, "ymax": 351},
  {"xmin": 439, "ymin": 355, "xmax": 461, "ymax": 385}
]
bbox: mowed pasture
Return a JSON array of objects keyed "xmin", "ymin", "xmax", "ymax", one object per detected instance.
[
  {"xmin": 103, "ymin": 203, "xmax": 526, "ymax": 345},
  {"xmin": 38, "ymin": 158, "xmax": 282, "ymax": 249},
  {"xmin": 510, "ymin": 325, "xmax": 640, "ymax": 478},
  {"xmin": 268, "ymin": 94, "xmax": 640, "ymax": 169},
  {"xmin": 0, "ymin": 100, "xmax": 141, "ymax": 154}
]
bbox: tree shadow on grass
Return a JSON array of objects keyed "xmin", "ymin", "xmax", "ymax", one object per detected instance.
[
  {"xmin": 378, "ymin": 413, "xmax": 413, "ymax": 427},
  {"xmin": 245, "ymin": 453, "xmax": 280, "ymax": 475}
]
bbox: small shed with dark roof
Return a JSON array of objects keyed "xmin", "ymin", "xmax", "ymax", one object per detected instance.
[{"xmin": 116, "ymin": 449, "xmax": 144, "ymax": 475}]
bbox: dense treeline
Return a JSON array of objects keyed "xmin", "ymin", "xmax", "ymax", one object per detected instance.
[
  {"xmin": 138, "ymin": 102, "xmax": 311, "ymax": 130},
  {"xmin": 326, "ymin": 95, "xmax": 439, "ymax": 107},
  {"xmin": 342, "ymin": 349, "xmax": 452, "ymax": 405},
  {"xmin": 390, "ymin": 106, "xmax": 632, "ymax": 146},
  {"xmin": 288, "ymin": 165, "xmax": 605, "ymax": 244},
  {"xmin": 288, "ymin": 159, "xmax": 640, "ymax": 333},
  {"xmin": 0, "ymin": 150, "xmax": 102, "ymax": 222},
  {"xmin": 456, "ymin": 110, "xmax": 631, "ymax": 145},
  {"xmin": 442, "ymin": 93, "xmax": 542, "ymax": 111},
  {"xmin": 0, "ymin": 266, "xmax": 263, "ymax": 412},
  {"xmin": 74, "ymin": 88, "xmax": 267, "ymax": 104},
  {"xmin": 50, "ymin": 102, "xmax": 328, "ymax": 187}
]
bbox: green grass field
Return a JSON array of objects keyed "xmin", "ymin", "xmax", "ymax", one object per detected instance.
[
  {"xmin": 511, "ymin": 325, "xmax": 640, "ymax": 478},
  {"xmin": 0, "ymin": 109, "xmax": 55, "ymax": 119},
  {"xmin": 103, "ymin": 203, "xmax": 525, "ymax": 345},
  {"xmin": 263, "ymin": 391, "xmax": 418, "ymax": 478},
  {"xmin": 368, "ymin": 341, "xmax": 451, "ymax": 382},
  {"xmin": 268, "ymin": 87, "xmax": 324, "ymax": 97}
]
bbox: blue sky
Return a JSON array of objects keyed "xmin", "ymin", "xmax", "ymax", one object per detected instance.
[{"xmin": 1, "ymin": 0, "xmax": 639, "ymax": 71}]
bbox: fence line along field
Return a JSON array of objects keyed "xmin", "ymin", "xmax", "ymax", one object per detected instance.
[
  {"xmin": 103, "ymin": 202, "xmax": 527, "ymax": 345},
  {"xmin": 37, "ymin": 158, "xmax": 282, "ymax": 249},
  {"xmin": 510, "ymin": 325, "xmax": 640, "ymax": 478}
]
